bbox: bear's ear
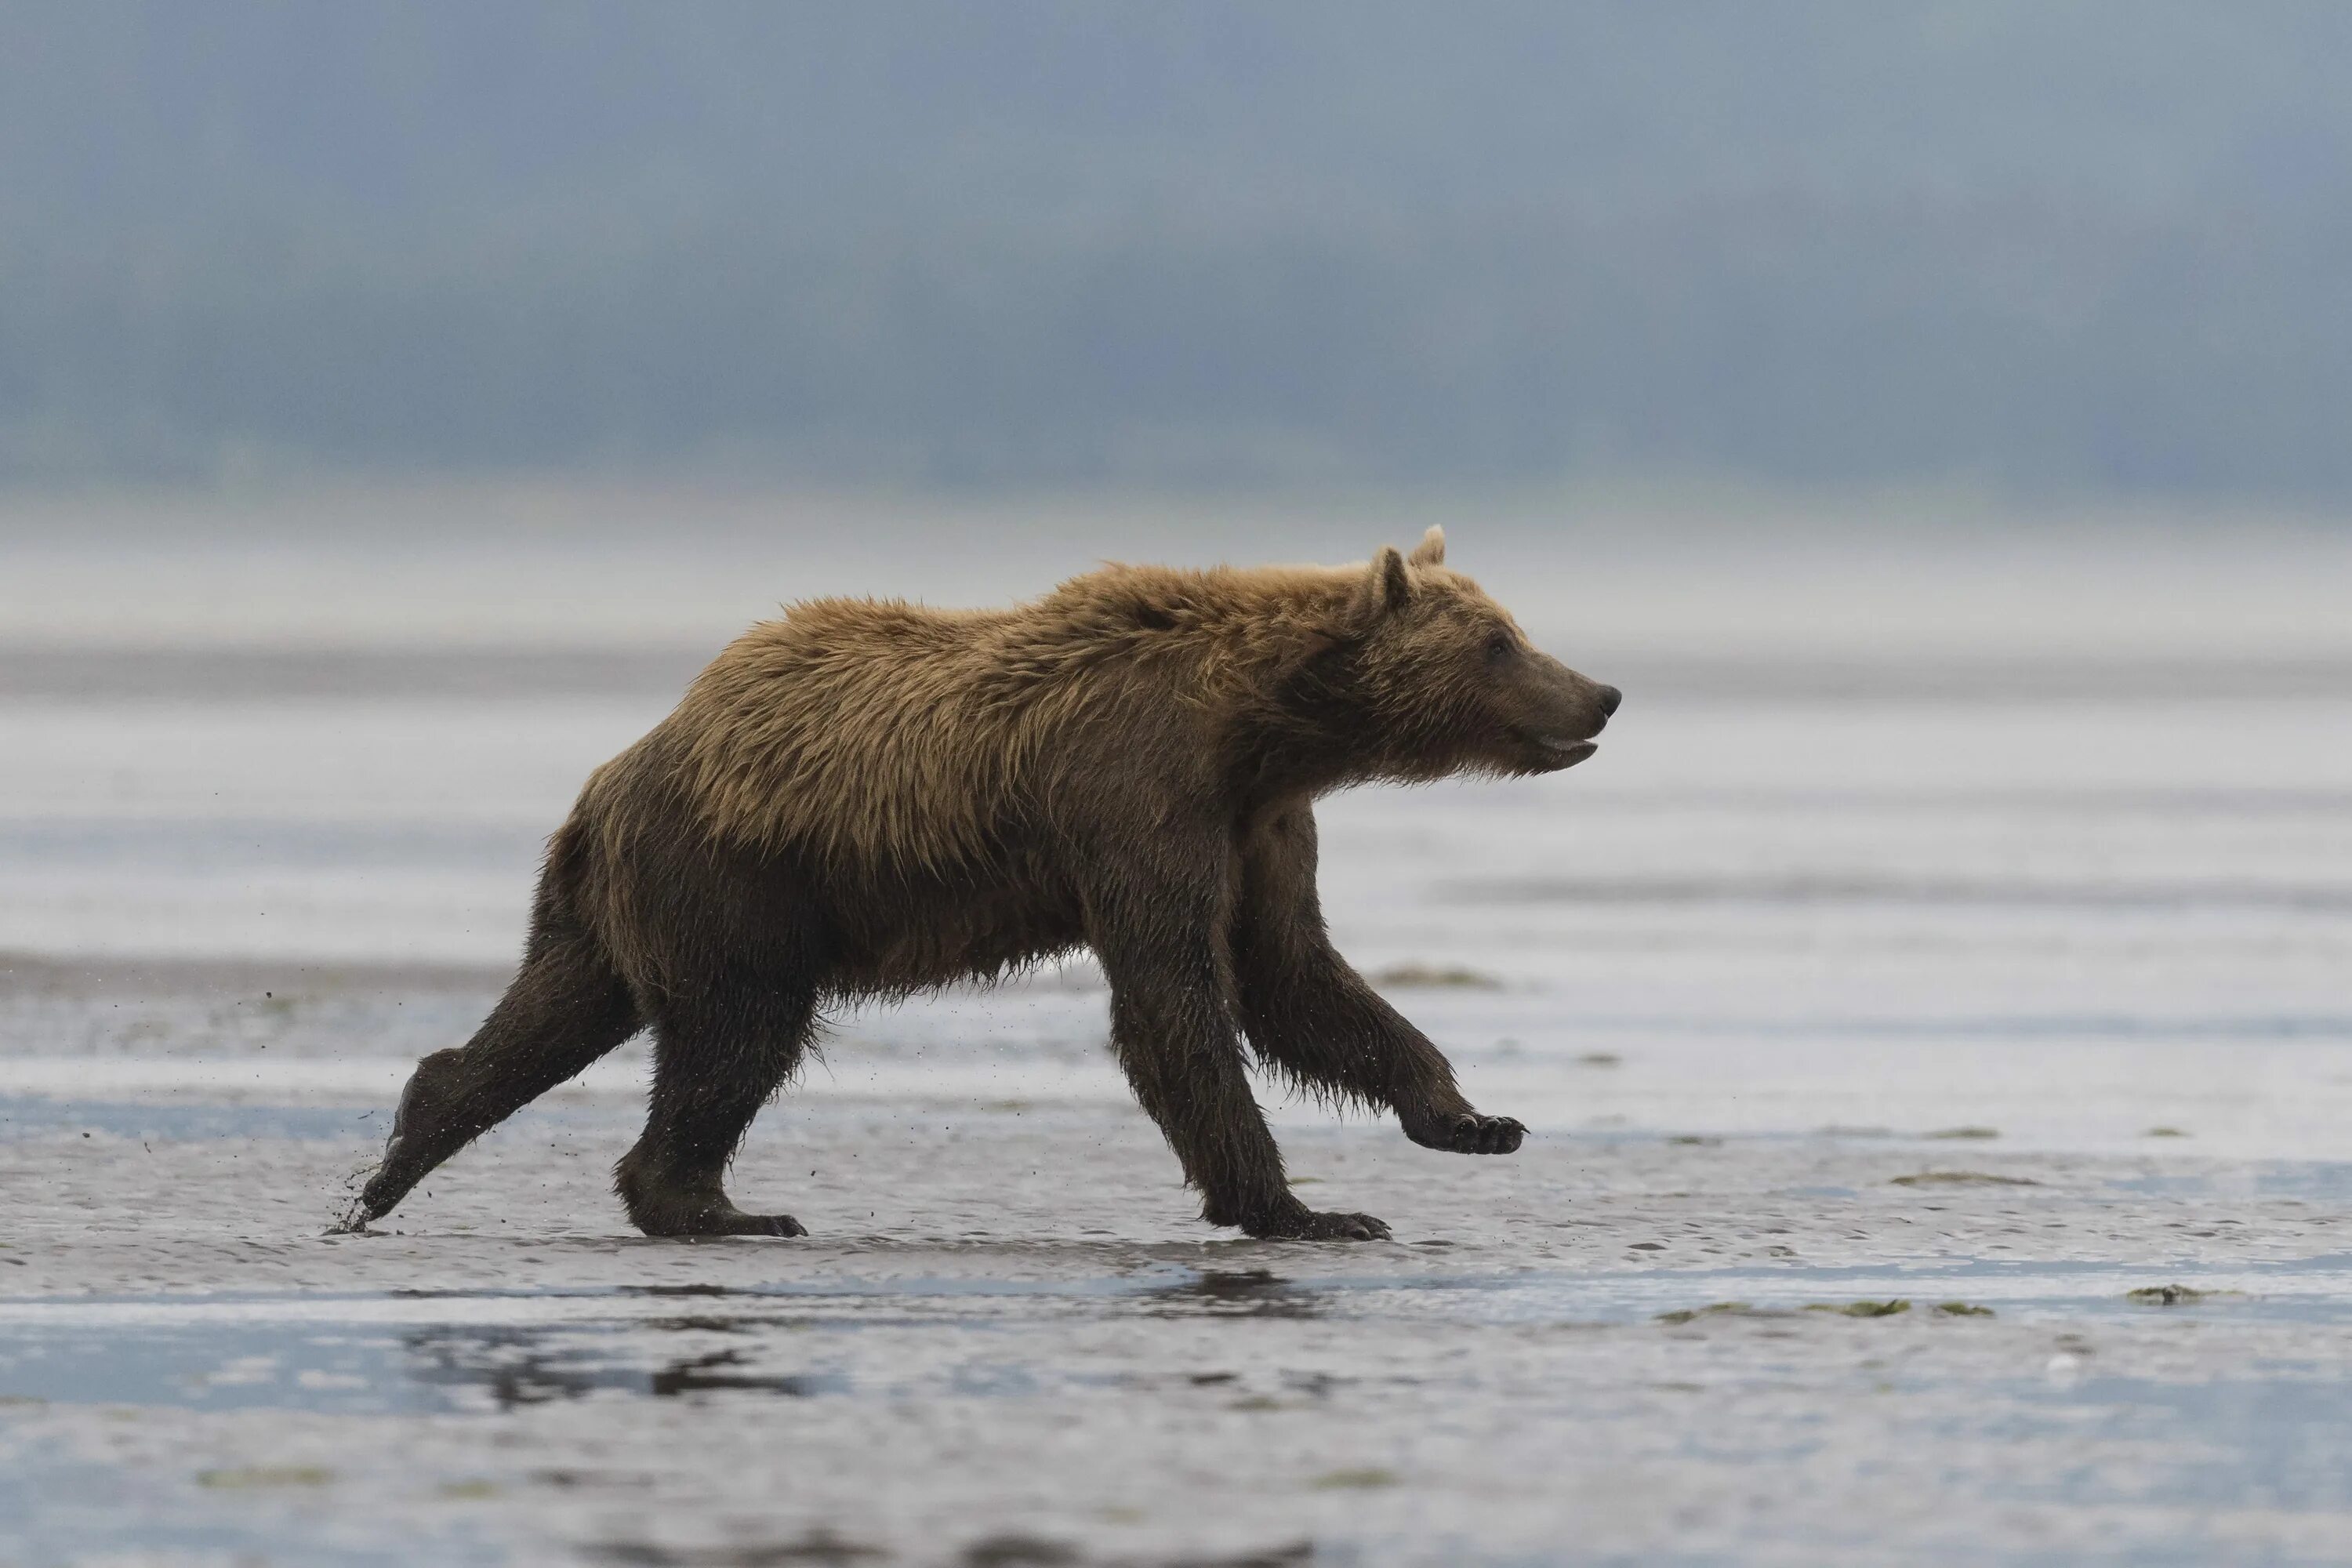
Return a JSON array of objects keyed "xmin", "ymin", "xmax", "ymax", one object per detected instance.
[
  {"xmin": 1352, "ymin": 545, "xmax": 1414, "ymax": 622},
  {"xmin": 1408, "ymin": 525, "xmax": 1446, "ymax": 568}
]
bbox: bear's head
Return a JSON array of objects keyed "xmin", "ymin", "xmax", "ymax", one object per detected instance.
[{"xmin": 1312, "ymin": 526, "xmax": 1620, "ymax": 782}]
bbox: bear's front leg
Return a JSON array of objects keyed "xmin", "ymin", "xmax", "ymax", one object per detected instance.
[
  {"xmin": 1087, "ymin": 861, "xmax": 1390, "ymax": 1243},
  {"xmin": 1233, "ymin": 804, "xmax": 1526, "ymax": 1155}
]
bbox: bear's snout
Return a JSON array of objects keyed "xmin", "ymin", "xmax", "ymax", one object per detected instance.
[{"xmin": 1495, "ymin": 655, "xmax": 1617, "ymax": 773}]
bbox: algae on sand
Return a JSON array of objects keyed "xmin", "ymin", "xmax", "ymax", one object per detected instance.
[
  {"xmin": 1367, "ymin": 963, "xmax": 1502, "ymax": 990},
  {"xmin": 197, "ymin": 1466, "xmax": 334, "ymax": 1490},
  {"xmin": 2125, "ymin": 1284, "xmax": 2241, "ymax": 1306},
  {"xmin": 1891, "ymin": 1171, "xmax": 2040, "ymax": 1187},
  {"xmin": 1312, "ymin": 1468, "xmax": 1401, "ymax": 1490},
  {"xmin": 1655, "ymin": 1301, "xmax": 1759, "ymax": 1324},
  {"xmin": 1661, "ymin": 1299, "xmax": 1918, "ymax": 1323},
  {"xmin": 1804, "ymin": 1300, "xmax": 1911, "ymax": 1318}
]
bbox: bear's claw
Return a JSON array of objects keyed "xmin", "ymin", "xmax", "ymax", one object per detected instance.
[
  {"xmin": 1246, "ymin": 1208, "xmax": 1392, "ymax": 1242},
  {"xmin": 1406, "ymin": 1111, "xmax": 1526, "ymax": 1156},
  {"xmin": 742, "ymin": 1213, "xmax": 810, "ymax": 1238}
]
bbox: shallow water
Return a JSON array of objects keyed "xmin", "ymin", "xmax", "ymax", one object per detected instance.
[{"xmin": 4, "ymin": 516, "xmax": 2352, "ymax": 1563}]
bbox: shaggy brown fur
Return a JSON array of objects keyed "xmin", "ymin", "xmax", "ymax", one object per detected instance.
[{"xmin": 352, "ymin": 528, "xmax": 1620, "ymax": 1241}]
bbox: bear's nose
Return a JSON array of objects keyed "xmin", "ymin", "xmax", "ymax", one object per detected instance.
[{"xmin": 1595, "ymin": 684, "xmax": 1623, "ymax": 717}]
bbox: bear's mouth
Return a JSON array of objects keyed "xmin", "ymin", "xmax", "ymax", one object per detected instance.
[{"xmin": 1514, "ymin": 730, "xmax": 1599, "ymax": 769}]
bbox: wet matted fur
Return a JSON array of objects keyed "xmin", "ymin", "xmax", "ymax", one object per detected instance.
[{"xmin": 352, "ymin": 529, "xmax": 1620, "ymax": 1241}]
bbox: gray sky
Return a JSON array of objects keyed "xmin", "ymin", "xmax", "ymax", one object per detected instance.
[{"xmin": 5, "ymin": 2, "xmax": 2349, "ymax": 500}]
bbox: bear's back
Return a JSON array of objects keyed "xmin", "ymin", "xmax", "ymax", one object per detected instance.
[{"xmin": 582, "ymin": 564, "xmax": 1359, "ymax": 875}]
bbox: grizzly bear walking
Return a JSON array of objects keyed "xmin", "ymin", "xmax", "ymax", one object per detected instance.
[{"xmin": 351, "ymin": 529, "xmax": 1618, "ymax": 1240}]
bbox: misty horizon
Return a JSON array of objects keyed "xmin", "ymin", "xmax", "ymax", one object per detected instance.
[{"xmin": 5, "ymin": 2, "xmax": 2350, "ymax": 503}]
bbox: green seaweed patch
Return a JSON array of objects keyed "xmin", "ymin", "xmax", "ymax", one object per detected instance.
[
  {"xmin": 1660, "ymin": 1299, "xmax": 1920, "ymax": 1323},
  {"xmin": 1803, "ymin": 1299, "xmax": 1911, "ymax": 1318},
  {"xmin": 1655, "ymin": 1301, "xmax": 1761, "ymax": 1324},
  {"xmin": 437, "ymin": 1479, "xmax": 500, "ymax": 1500},
  {"xmin": 1311, "ymin": 1467, "xmax": 1400, "ymax": 1490},
  {"xmin": 198, "ymin": 1465, "xmax": 333, "ymax": 1490},
  {"xmin": 2143, "ymin": 1127, "xmax": 2192, "ymax": 1138},
  {"xmin": 1369, "ymin": 963, "xmax": 1502, "ymax": 990},
  {"xmin": 1933, "ymin": 1301, "xmax": 1996, "ymax": 1317},
  {"xmin": 1924, "ymin": 1126, "xmax": 2001, "ymax": 1141},
  {"xmin": 1665, "ymin": 1134, "xmax": 1720, "ymax": 1147},
  {"xmin": 2125, "ymin": 1284, "xmax": 2242, "ymax": 1306},
  {"xmin": 1890, "ymin": 1171, "xmax": 2039, "ymax": 1187}
]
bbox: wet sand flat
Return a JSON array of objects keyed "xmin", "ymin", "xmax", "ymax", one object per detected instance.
[{"xmin": 11, "ymin": 975, "xmax": 2352, "ymax": 1566}]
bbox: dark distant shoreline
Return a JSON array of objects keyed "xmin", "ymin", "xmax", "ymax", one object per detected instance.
[{"xmin": 2, "ymin": 643, "xmax": 2344, "ymax": 704}]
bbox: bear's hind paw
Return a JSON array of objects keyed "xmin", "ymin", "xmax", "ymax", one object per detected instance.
[{"xmin": 639, "ymin": 1206, "xmax": 809, "ymax": 1240}]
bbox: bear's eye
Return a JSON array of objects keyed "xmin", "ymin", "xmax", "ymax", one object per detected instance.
[{"xmin": 1483, "ymin": 630, "xmax": 1516, "ymax": 664}]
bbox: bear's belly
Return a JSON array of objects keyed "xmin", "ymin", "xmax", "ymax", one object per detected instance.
[{"xmin": 818, "ymin": 871, "xmax": 1089, "ymax": 993}]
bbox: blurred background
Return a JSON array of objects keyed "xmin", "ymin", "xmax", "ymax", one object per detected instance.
[
  {"xmin": 1, "ymin": 2, "xmax": 2347, "ymax": 1138},
  {"xmin": 5, "ymin": 2, "xmax": 2352, "ymax": 497}
]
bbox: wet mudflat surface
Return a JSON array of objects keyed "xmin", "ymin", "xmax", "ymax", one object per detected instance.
[{"xmin": 12, "ymin": 1018, "xmax": 2352, "ymax": 1566}]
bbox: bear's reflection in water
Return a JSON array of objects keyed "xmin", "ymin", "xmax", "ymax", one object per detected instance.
[
  {"xmin": 396, "ymin": 1271, "xmax": 1331, "ymax": 1409},
  {"xmin": 401, "ymin": 1324, "xmax": 844, "ymax": 1410},
  {"xmin": 1141, "ymin": 1269, "xmax": 1327, "ymax": 1320}
]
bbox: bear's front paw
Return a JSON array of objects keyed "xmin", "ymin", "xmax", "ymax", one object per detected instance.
[
  {"xmin": 1406, "ymin": 1111, "xmax": 1526, "ymax": 1155},
  {"xmin": 1244, "ymin": 1208, "xmax": 1392, "ymax": 1243}
]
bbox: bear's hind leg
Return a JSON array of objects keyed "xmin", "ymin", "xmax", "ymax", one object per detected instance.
[
  {"xmin": 350, "ymin": 929, "xmax": 640, "ymax": 1227},
  {"xmin": 615, "ymin": 964, "xmax": 818, "ymax": 1239}
]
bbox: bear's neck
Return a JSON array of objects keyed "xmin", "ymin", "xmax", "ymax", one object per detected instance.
[{"xmin": 1218, "ymin": 632, "xmax": 1411, "ymax": 808}]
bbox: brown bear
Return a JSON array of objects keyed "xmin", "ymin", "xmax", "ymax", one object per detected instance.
[{"xmin": 350, "ymin": 528, "xmax": 1618, "ymax": 1241}]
